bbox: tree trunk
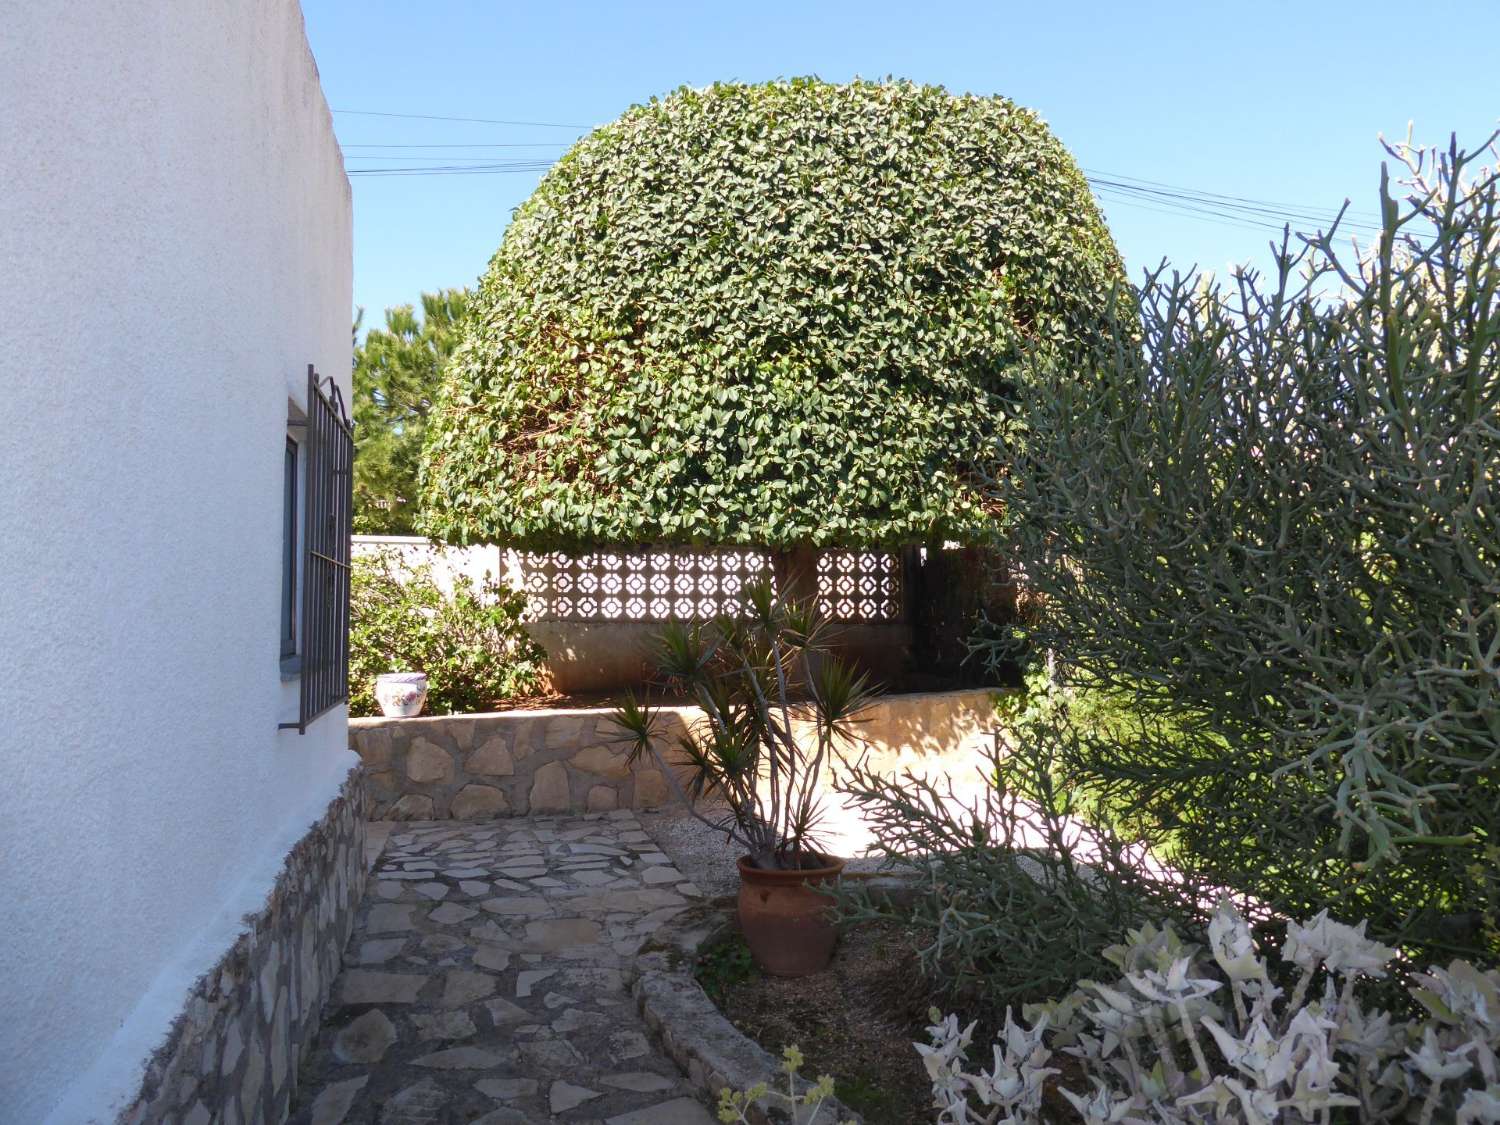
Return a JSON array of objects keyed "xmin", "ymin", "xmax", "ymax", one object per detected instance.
[{"xmin": 769, "ymin": 546, "xmax": 820, "ymax": 607}]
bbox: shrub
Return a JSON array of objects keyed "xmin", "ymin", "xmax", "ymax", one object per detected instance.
[
  {"xmin": 834, "ymin": 709, "xmax": 1205, "ymax": 1013},
  {"xmin": 978, "ymin": 133, "xmax": 1500, "ymax": 965},
  {"xmin": 420, "ymin": 78, "xmax": 1123, "ymax": 551},
  {"xmin": 920, "ymin": 899, "xmax": 1500, "ymax": 1124},
  {"xmin": 610, "ymin": 580, "xmax": 878, "ymax": 869},
  {"xmin": 348, "ymin": 549, "xmax": 546, "ymax": 716}
]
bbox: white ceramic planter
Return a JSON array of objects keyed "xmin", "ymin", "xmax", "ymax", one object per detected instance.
[{"xmin": 374, "ymin": 672, "xmax": 428, "ymax": 718}]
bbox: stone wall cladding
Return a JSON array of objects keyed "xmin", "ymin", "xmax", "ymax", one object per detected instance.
[
  {"xmin": 351, "ymin": 707, "xmax": 696, "ymax": 820},
  {"xmin": 350, "ymin": 689, "xmax": 998, "ymax": 821},
  {"xmin": 121, "ymin": 765, "xmax": 368, "ymax": 1125}
]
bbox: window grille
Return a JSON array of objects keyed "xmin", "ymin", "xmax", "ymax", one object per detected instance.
[{"xmin": 281, "ymin": 365, "xmax": 353, "ymax": 732}]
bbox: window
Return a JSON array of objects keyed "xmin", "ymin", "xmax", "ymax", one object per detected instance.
[
  {"xmin": 281, "ymin": 364, "xmax": 354, "ymax": 733},
  {"xmin": 280, "ymin": 436, "xmax": 298, "ymax": 661}
]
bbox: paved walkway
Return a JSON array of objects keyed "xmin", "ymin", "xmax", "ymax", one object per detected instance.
[{"xmin": 290, "ymin": 812, "xmax": 716, "ymax": 1125}]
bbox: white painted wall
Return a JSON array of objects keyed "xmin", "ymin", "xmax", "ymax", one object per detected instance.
[
  {"xmin": 0, "ymin": 3, "xmax": 354, "ymax": 1121},
  {"xmin": 353, "ymin": 534, "xmax": 519, "ymax": 596}
]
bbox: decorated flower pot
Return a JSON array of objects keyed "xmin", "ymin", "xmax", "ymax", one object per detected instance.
[
  {"xmin": 736, "ymin": 854, "xmax": 845, "ymax": 977},
  {"xmin": 374, "ymin": 672, "xmax": 428, "ymax": 718}
]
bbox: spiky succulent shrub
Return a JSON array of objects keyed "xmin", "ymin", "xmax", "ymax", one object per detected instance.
[
  {"xmin": 981, "ymin": 133, "xmax": 1500, "ymax": 965},
  {"xmin": 609, "ymin": 580, "xmax": 878, "ymax": 869},
  {"xmin": 920, "ymin": 900, "xmax": 1500, "ymax": 1124},
  {"xmin": 420, "ymin": 79, "xmax": 1122, "ymax": 550}
]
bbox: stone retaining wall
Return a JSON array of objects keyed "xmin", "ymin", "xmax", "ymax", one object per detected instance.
[
  {"xmin": 121, "ymin": 766, "xmax": 367, "ymax": 1123},
  {"xmin": 350, "ymin": 688, "xmax": 998, "ymax": 821}
]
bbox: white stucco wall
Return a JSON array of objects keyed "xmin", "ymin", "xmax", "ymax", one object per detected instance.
[{"xmin": 0, "ymin": 3, "xmax": 354, "ymax": 1121}]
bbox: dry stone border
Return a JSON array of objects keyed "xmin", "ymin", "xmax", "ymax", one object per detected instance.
[
  {"xmin": 288, "ymin": 812, "xmax": 715, "ymax": 1125},
  {"xmin": 632, "ymin": 901, "xmax": 865, "ymax": 1125}
]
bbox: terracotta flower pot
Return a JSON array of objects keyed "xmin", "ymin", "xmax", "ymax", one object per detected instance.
[{"xmin": 736, "ymin": 854, "xmax": 845, "ymax": 977}]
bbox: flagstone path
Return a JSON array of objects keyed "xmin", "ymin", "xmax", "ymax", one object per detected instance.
[{"xmin": 289, "ymin": 812, "xmax": 716, "ymax": 1125}]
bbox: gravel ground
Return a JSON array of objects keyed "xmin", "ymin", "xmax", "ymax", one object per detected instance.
[{"xmin": 637, "ymin": 801, "xmax": 891, "ymax": 897}]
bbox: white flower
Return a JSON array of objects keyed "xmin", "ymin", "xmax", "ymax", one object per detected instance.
[
  {"xmin": 1413, "ymin": 961, "xmax": 1500, "ymax": 1036},
  {"xmin": 1407, "ymin": 1025, "xmax": 1476, "ymax": 1082},
  {"xmin": 1207, "ymin": 898, "xmax": 1265, "ymax": 984},
  {"xmin": 1458, "ymin": 1085, "xmax": 1500, "ymax": 1124},
  {"xmin": 1126, "ymin": 956, "xmax": 1223, "ymax": 1006},
  {"xmin": 1283, "ymin": 910, "xmax": 1396, "ymax": 977},
  {"xmin": 967, "ymin": 1009, "xmax": 1057, "ymax": 1114},
  {"xmin": 1059, "ymin": 1077, "xmax": 1145, "ymax": 1124}
]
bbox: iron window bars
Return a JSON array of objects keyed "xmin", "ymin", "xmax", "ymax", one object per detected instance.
[{"xmin": 281, "ymin": 364, "xmax": 353, "ymax": 732}]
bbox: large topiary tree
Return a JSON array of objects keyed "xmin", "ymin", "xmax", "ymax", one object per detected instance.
[{"xmin": 420, "ymin": 79, "xmax": 1122, "ymax": 578}]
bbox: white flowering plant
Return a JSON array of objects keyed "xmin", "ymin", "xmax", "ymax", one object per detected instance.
[{"xmin": 920, "ymin": 900, "xmax": 1500, "ymax": 1124}]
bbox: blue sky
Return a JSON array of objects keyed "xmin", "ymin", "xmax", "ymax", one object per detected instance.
[{"xmin": 302, "ymin": 1, "xmax": 1499, "ymax": 330}]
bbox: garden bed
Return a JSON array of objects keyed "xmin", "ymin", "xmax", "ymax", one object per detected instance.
[{"xmin": 695, "ymin": 921, "xmax": 934, "ymax": 1125}]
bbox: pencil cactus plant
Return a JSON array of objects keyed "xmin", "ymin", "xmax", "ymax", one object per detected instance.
[{"xmin": 982, "ymin": 131, "xmax": 1500, "ymax": 966}]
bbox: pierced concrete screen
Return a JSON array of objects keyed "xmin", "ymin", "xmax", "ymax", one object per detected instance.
[
  {"xmin": 520, "ymin": 549, "xmax": 903, "ymax": 623},
  {"xmin": 815, "ymin": 549, "xmax": 903, "ymax": 622}
]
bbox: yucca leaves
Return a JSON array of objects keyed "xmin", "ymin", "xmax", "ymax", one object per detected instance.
[{"xmin": 606, "ymin": 582, "xmax": 879, "ymax": 868}]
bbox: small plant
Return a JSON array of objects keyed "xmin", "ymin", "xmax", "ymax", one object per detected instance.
[
  {"xmin": 349, "ymin": 548, "xmax": 546, "ymax": 716},
  {"xmin": 716, "ymin": 1045, "xmax": 857, "ymax": 1125},
  {"xmin": 920, "ymin": 899, "xmax": 1500, "ymax": 1124},
  {"xmin": 610, "ymin": 580, "xmax": 878, "ymax": 870},
  {"xmin": 697, "ymin": 933, "xmax": 756, "ymax": 1006}
]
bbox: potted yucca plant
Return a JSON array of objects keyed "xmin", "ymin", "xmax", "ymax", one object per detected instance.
[{"xmin": 610, "ymin": 580, "xmax": 878, "ymax": 976}]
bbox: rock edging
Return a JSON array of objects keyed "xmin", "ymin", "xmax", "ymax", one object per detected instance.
[{"xmin": 630, "ymin": 900, "xmax": 865, "ymax": 1125}]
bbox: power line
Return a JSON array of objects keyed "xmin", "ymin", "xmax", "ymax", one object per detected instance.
[
  {"xmin": 332, "ymin": 127, "xmax": 1385, "ymax": 236},
  {"xmin": 333, "ymin": 108, "xmax": 588, "ymax": 130},
  {"xmin": 342, "ymin": 142, "xmax": 572, "ymax": 149},
  {"xmin": 1082, "ymin": 167, "xmax": 1385, "ymax": 226}
]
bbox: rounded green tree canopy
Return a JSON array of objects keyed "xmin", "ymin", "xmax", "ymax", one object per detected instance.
[{"xmin": 420, "ymin": 79, "xmax": 1122, "ymax": 549}]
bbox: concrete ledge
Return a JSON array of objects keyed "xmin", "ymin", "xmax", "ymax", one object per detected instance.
[
  {"xmin": 631, "ymin": 901, "xmax": 865, "ymax": 1125},
  {"xmin": 351, "ymin": 688, "xmax": 998, "ymax": 821}
]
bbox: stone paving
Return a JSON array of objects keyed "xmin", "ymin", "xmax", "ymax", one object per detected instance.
[{"xmin": 289, "ymin": 811, "xmax": 716, "ymax": 1125}]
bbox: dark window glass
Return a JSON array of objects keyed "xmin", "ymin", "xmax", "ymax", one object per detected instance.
[{"xmin": 281, "ymin": 436, "xmax": 298, "ymax": 659}]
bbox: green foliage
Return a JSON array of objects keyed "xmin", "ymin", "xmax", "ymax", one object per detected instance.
[
  {"xmin": 982, "ymin": 134, "xmax": 1500, "ymax": 966},
  {"xmin": 609, "ymin": 580, "xmax": 880, "ymax": 868},
  {"xmin": 717, "ymin": 1045, "xmax": 855, "ymax": 1125},
  {"xmin": 695, "ymin": 931, "xmax": 755, "ymax": 1007},
  {"xmin": 420, "ymin": 79, "xmax": 1122, "ymax": 549},
  {"xmin": 354, "ymin": 289, "xmax": 471, "ymax": 534},
  {"xmin": 834, "ymin": 718, "xmax": 1206, "ymax": 1013},
  {"xmin": 349, "ymin": 548, "xmax": 546, "ymax": 716}
]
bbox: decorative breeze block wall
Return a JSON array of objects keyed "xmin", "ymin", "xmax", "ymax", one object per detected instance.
[{"xmin": 519, "ymin": 547, "xmax": 904, "ymax": 623}]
